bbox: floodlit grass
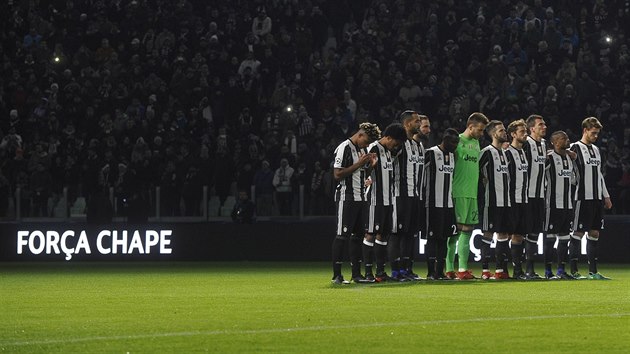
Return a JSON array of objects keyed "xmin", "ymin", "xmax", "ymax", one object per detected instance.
[{"xmin": 1, "ymin": 262, "xmax": 629, "ymax": 353}]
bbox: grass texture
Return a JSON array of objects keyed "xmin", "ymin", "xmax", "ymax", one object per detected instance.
[{"xmin": 1, "ymin": 262, "xmax": 629, "ymax": 353}]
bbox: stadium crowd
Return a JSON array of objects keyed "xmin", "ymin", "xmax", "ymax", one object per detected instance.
[{"xmin": 1, "ymin": 0, "xmax": 630, "ymax": 219}]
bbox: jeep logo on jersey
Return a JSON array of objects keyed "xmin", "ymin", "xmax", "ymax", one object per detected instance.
[
  {"xmin": 438, "ymin": 165, "xmax": 454, "ymax": 173},
  {"xmin": 496, "ymin": 166, "xmax": 508, "ymax": 173},
  {"xmin": 533, "ymin": 156, "xmax": 546, "ymax": 163},
  {"xmin": 383, "ymin": 161, "xmax": 393, "ymax": 170},
  {"xmin": 517, "ymin": 164, "xmax": 528, "ymax": 171},
  {"xmin": 408, "ymin": 156, "xmax": 423, "ymax": 163},
  {"xmin": 463, "ymin": 155, "xmax": 477, "ymax": 162},
  {"xmin": 585, "ymin": 158, "xmax": 600, "ymax": 166},
  {"xmin": 557, "ymin": 170, "xmax": 572, "ymax": 177}
]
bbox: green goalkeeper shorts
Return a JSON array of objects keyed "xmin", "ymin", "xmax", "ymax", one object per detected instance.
[{"xmin": 454, "ymin": 197, "xmax": 479, "ymax": 226}]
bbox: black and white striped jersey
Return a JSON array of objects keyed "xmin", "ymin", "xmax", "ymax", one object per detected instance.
[
  {"xmin": 333, "ymin": 139, "xmax": 368, "ymax": 202},
  {"xmin": 366, "ymin": 141, "xmax": 395, "ymax": 206},
  {"xmin": 394, "ymin": 138, "xmax": 425, "ymax": 199},
  {"xmin": 570, "ymin": 141, "xmax": 610, "ymax": 201},
  {"xmin": 423, "ymin": 146, "xmax": 455, "ymax": 208},
  {"xmin": 545, "ymin": 151, "xmax": 575, "ymax": 209},
  {"xmin": 479, "ymin": 145, "xmax": 510, "ymax": 208},
  {"xmin": 506, "ymin": 145, "xmax": 529, "ymax": 204},
  {"xmin": 524, "ymin": 136, "xmax": 547, "ymax": 199}
]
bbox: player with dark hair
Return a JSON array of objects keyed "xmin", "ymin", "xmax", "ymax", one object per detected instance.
[
  {"xmin": 569, "ymin": 117, "xmax": 613, "ymax": 280},
  {"xmin": 523, "ymin": 115, "xmax": 550, "ymax": 278},
  {"xmin": 424, "ymin": 128, "xmax": 460, "ymax": 279},
  {"xmin": 390, "ymin": 111, "xmax": 426, "ymax": 281},
  {"xmin": 545, "ymin": 130, "xmax": 576, "ymax": 280},
  {"xmin": 478, "ymin": 120, "xmax": 512, "ymax": 280},
  {"xmin": 331, "ymin": 122, "xmax": 380, "ymax": 284},
  {"xmin": 364, "ymin": 123, "xmax": 407, "ymax": 282},
  {"xmin": 449, "ymin": 112, "xmax": 489, "ymax": 280},
  {"xmin": 505, "ymin": 119, "xmax": 533, "ymax": 279},
  {"xmin": 415, "ymin": 114, "xmax": 432, "ymax": 147}
]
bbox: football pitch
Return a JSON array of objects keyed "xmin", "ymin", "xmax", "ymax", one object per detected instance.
[{"xmin": 1, "ymin": 262, "xmax": 629, "ymax": 353}]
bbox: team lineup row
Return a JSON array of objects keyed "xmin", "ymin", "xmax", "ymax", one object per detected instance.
[{"xmin": 330, "ymin": 112, "xmax": 612, "ymax": 284}]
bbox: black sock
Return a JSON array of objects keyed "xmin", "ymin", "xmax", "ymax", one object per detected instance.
[
  {"xmin": 388, "ymin": 234, "xmax": 401, "ymax": 273},
  {"xmin": 587, "ymin": 236, "xmax": 599, "ymax": 274},
  {"xmin": 362, "ymin": 240, "xmax": 374, "ymax": 276},
  {"xmin": 332, "ymin": 237, "xmax": 347, "ymax": 277},
  {"xmin": 569, "ymin": 236, "xmax": 581, "ymax": 274},
  {"xmin": 349, "ymin": 237, "xmax": 362, "ymax": 277},
  {"xmin": 495, "ymin": 239, "xmax": 509, "ymax": 272},
  {"xmin": 544, "ymin": 236, "xmax": 555, "ymax": 273},
  {"xmin": 480, "ymin": 237, "xmax": 492, "ymax": 271},
  {"xmin": 557, "ymin": 237, "xmax": 569, "ymax": 272},
  {"xmin": 436, "ymin": 237, "xmax": 447, "ymax": 276},
  {"xmin": 525, "ymin": 236, "xmax": 538, "ymax": 274},
  {"xmin": 375, "ymin": 240, "xmax": 388, "ymax": 275},
  {"xmin": 511, "ymin": 241, "xmax": 524, "ymax": 275},
  {"xmin": 425, "ymin": 237, "xmax": 436, "ymax": 277},
  {"xmin": 402, "ymin": 234, "xmax": 415, "ymax": 272}
]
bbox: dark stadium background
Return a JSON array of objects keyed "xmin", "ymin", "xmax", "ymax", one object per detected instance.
[{"xmin": 1, "ymin": 0, "xmax": 628, "ymax": 261}]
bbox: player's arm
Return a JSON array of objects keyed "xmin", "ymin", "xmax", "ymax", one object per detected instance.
[
  {"xmin": 601, "ymin": 170, "xmax": 612, "ymax": 209},
  {"xmin": 334, "ymin": 148, "xmax": 373, "ymax": 181},
  {"xmin": 365, "ymin": 145, "xmax": 379, "ymax": 175},
  {"xmin": 523, "ymin": 140, "xmax": 533, "ymax": 172},
  {"xmin": 568, "ymin": 158, "xmax": 578, "ymax": 185},
  {"xmin": 479, "ymin": 149, "xmax": 489, "ymax": 185},
  {"xmin": 422, "ymin": 149, "xmax": 435, "ymax": 196},
  {"xmin": 568, "ymin": 142, "xmax": 579, "ymax": 161}
]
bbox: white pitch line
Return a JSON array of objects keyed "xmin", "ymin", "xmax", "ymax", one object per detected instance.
[{"xmin": 4, "ymin": 313, "xmax": 630, "ymax": 347}]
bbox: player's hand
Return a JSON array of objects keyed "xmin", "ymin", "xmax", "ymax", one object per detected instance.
[
  {"xmin": 566, "ymin": 149, "xmax": 577, "ymax": 160},
  {"xmin": 358, "ymin": 152, "xmax": 372, "ymax": 165},
  {"xmin": 604, "ymin": 197, "xmax": 612, "ymax": 210},
  {"xmin": 368, "ymin": 153, "xmax": 378, "ymax": 168}
]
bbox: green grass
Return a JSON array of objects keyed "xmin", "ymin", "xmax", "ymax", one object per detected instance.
[{"xmin": 1, "ymin": 262, "xmax": 629, "ymax": 353}]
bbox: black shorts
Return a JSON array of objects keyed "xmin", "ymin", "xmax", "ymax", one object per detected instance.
[
  {"xmin": 425, "ymin": 206, "xmax": 458, "ymax": 240},
  {"xmin": 508, "ymin": 203, "xmax": 531, "ymax": 235},
  {"xmin": 367, "ymin": 204, "xmax": 394, "ymax": 235},
  {"xmin": 336, "ymin": 200, "xmax": 367, "ymax": 236},
  {"xmin": 545, "ymin": 207, "xmax": 574, "ymax": 235},
  {"xmin": 527, "ymin": 198, "xmax": 546, "ymax": 234},
  {"xmin": 480, "ymin": 205, "xmax": 511, "ymax": 233},
  {"xmin": 573, "ymin": 200, "xmax": 604, "ymax": 232},
  {"xmin": 393, "ymin": 196, "xmax": 423, "ymax": 234}
]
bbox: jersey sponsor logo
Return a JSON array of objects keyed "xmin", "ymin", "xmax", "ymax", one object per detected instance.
[
  {"xmin": 557, "ymin": 170, "xmax": 572, "ymax": 177},
  {"xmin": 383, "ymin": 161, "xmax": 393, "ymax": 170},
  {"xmin": 408, "ymin": 156, "xmax": 424, "ymax": 164},
  {"xmin": 585, "ymin": 158, "xmax": 601, "ymax": 166},
  {"xmin": 496, "ymin": 166, "xmax": 508, "ymax": 173},
  {"xmin": 517, "ymin": 164, "xmax": 528, "ymax": 171},
  {"xmin": 335, "ymin": 157, "xmax": 341, "ymax": 165},
  {"xmin": 533, "ymin": 156, "xmax": 546, "ymax": 163},
  {"xmin": 438, "ymin": 165, "xmax": 454, "ymax": 173},
  {"xmin": 463, "ymin": 154, "xmax": 478, "ymax": 162}
]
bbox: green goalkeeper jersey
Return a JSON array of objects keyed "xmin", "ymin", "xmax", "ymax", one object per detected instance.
[{"xmin": 452, "ymin": 133, "xmax": 480, "ymax": 198}]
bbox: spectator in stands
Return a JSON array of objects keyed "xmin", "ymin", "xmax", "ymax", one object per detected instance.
[
  {"xmin": 0, "ymin": 0, "xmax": 628, "ymax": 220},
  {"xmin": 272, "ymin": 158, "xmax": 294, "ymax": 216},
  {"xmin": 252, "ymin": 6, "xmax": 272, "ymax": 39},
  {"xmin": 231, "ymin": 189, "xmax": 256, "ymax": 224},
  {"xmin": 253, "ymin": 160, "xmax": 274, "ymax": 216}
]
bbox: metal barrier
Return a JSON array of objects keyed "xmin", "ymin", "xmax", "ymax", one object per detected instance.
[{"xmin": 7, "ymin": 183, "xmax": 326, "ymax": 221}]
